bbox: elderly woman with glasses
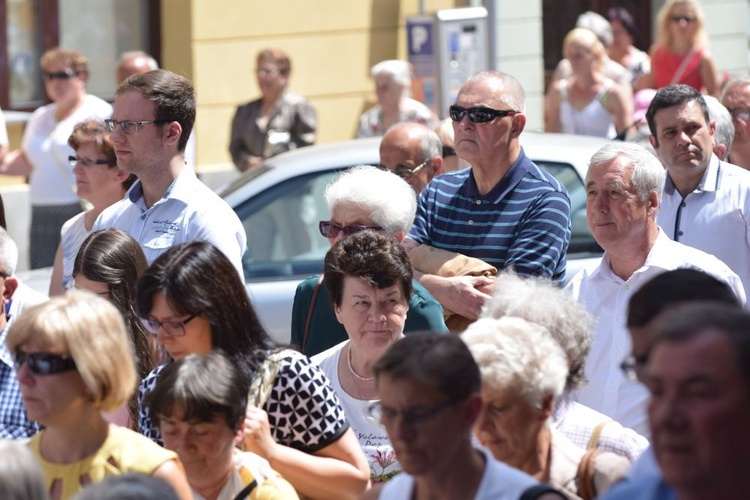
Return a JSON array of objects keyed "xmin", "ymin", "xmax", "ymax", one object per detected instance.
[
  {"xmin": 290, "ymin": 166, "xmax": 447, "ymax": 357},
  {"xmin": 356, "ymin": 60, "xmax": 438, "ymax": 138},
  {"xmin": 7, "ymin": 291, "xmax": 191, "ymax": 500},
  {"xmin": 0, "ymin": 48, "xmax": 112, "ymax": 269},
  {"xmin": 135, "ymin": 241, "xmax": 370, "ymax": 499},
  {"xmin": 463, "ymin": 317, "xmax": 629, "ymax": 499},
  {"xmin": 49, "ymin": 119, "xmax": 136, "ymax": 296},
  {"xmin": 312, "ymin": 231, "xmax": 416, "ymax": 483}
]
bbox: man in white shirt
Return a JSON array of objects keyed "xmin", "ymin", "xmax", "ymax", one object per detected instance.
[
  {"xmin": 647, "ymin": 84, "xmax": 750, "ymax": 300},
  {"xmin": 567, "ymin": 142, "xmax": 744, "ymax": 437},
  {"xmin": 94, "ymin": 70, "xmax": 246, "ymax": 278}
]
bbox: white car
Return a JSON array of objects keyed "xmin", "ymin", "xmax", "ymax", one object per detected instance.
[{"xmin": 220, "ymin": 133, "xmax": 608, "ymax": 343}]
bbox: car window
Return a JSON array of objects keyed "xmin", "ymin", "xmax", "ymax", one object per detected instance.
[
  {"xmin": 233, "ymin": 169, "xmax": 342, "ymax": 281},
  {"xmin": 537, "ymin": 161, "xmax": 602, "ymax": 255}
]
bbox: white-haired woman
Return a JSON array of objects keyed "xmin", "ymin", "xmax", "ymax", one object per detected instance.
[
  {"xmin": 463, "ymin": 317, "xmax": 629, "ymax": 499},
  {"xmin": 545, "ymin": 28, "xmax": 632, "ymax": 139},
  {"xmin": 291, "ymin": 166, "xmax": 447, "ymax": 357},
  {"xmin": 356, "ymin": 60, "xmax": 437, "ymax": 138}
]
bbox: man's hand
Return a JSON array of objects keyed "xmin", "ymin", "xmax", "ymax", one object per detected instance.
[{"xmin": 422, "ymin": 274, "xmax": 494, "ymax": 320}]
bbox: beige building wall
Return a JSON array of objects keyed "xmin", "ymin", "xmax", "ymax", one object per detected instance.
[{"xmin": 161, "ymin": 0, "xmax": 461, "ymax": 175}]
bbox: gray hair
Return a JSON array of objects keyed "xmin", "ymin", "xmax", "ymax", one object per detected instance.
[
  {"xmin": 721, "ymin": 76, "xmax": 750, "ymax": 102},
  {"xmin": 464, "ymin": 70, "xmax": 526, "ymax": 112},
  {"xmin": 704, "ymin": 95, "xmax": 735, "ymax": 155},
  {"xmin": 325, "ymin": 165, "xmax": 417, "ymax": 234},
  {"xmin": 481, "ymin": 270, "xmax": 594, "ymax": 391},
  {"xmin": 589, "ymin": 142, "xmax": 666, "ymax": 202},
  {"xmin": 462, "ymin": 317, "xmax": 568, "ymax": 409},
  {"xmin": 577, "ymin": 11, "xmax": 613, "ymax": 47},
  {"xmin": 0, "ymin": 441, "xmax": 48, "ymax": 500},
  {"xmin": 118, "ymin": 50, "xmax": 159, "ymax": 71},
  {"xmin": 0, "ymin": 227, "xmax": 18, "ymax": 276},
  {"xmin": 371, "ymin": 60, "xmax": 412, "ymax": 88}
]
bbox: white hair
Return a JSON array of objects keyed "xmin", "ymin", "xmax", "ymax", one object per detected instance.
[
  {"xmin": 589, "ymin": 142, "xmax": 666, "ymax": 202},
  {"xmin": 0, "ymin": 227, "xmax": 18, "ymax": 276},
  {"xmin": 118, "ymin": 50, "xmax": 159, "ymax": 71},
  {"xmin": 576, "ymin": 11, "xmax": 613, "ymax": 47},
  {"xmin": 462, "ymin": 317, "xmax": 568, "ymax": 408},
  {"xmin": 481, "ymin": 270, "xmax": 594, "ymax": 391},
  {"xmin": 721, "ymin": 76, "xmax": 750, "ymax": 102},
  {"xmin": 0, "ymin": 441, "xmax": 48, "ymax": 500},
  {"xmin": 703, "ymin": 95, "xmax": 734, "ymax": 155},
  {"xmin": 325, "ymin": 165, "xmax": 417, "ymax": 234},
  {"xmin": 464, "ymin": 70, "xmax": 526, "ymax": 112},
  {"xmin": 371, "ymin": 60, "xmax": 412, "ymax": 88}
]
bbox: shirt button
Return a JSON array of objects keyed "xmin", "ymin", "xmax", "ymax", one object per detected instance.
[
  {"xmin": 679, "ymin": 231, "xmax": 684, "ymax": 236},
  {"xmin": 681, "ymin": 202, "xmax": 686, "ymax": 208},
  {"xmin": 468, "ymin": 220, "xmax": 474, "ymax": 225},
  {"xmin": 476, "ymin": 199, "xmax": 481, "ymax": 205}
]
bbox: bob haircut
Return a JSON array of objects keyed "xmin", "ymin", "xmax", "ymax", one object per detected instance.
[
  {"xmin": 564, "ymin": 28, "xmax": 606, "ymax": 71},
  {"xmin": 374, "ymin": 332, "xmax": 481, "ymax": 402},
  {"xmin": 68, "ymin": 119, "xmax": 136, "ymax": 191},
  {"xmin": 7, "ymin": 290, "xmax": 137, "ymax": 412},
  {"xmin": 117, "ymin": 69, "xmax": 195, "ymax": 153},
  {"xmin": 324, "ymin": 165, "xmax": 416, "ymax": 235},
  {"xmin": 40, "ymin": 47, "xmax": 88, "ymax": 75},
  {"xmin": 257, "ymin": 48, "xmax": 291, "ymax": 78},
  {"xmin": 324, "ymin": 231, "xmax": 413, "ymax": 308},
  {"xmin": 656, "ymin": 0, "xmax": 707, "ymax": 50},
  {"xmin": 462, "ymin": 317, "xmax": 568, "ymax": 409},
  {"xmin": 135, "ymin": 241, "xmax": 273, "ymax": 378},
  {"xmin": 146, "ymin": 351, "xmax": 249, "ymax": 432},
  {"xmin": 73, "ymin": 228, "xmax": 152, "ymax": 380}
]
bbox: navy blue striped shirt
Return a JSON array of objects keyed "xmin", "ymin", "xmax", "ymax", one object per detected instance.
[{"xmin": 409, "ymin": 148, "xmax": 572, "ymax": 282}]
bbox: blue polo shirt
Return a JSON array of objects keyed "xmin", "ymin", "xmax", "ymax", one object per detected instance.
[{"xmin": 409, "ymin": 148, "xmax": 572, "ymax": 282}]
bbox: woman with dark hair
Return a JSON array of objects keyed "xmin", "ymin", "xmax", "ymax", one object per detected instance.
[
  {"xmin": 312, "ymin": 231, "xmax": 413, "ymax": 483},
  {"xmin": 73, "ymin": 228, "xmax": 154, "ymax": 430},
  {"xmin": 136, "ymin": 241, "xmax": 370, "ymax": 499},
  {"xmin": 607, "ymin": 7, "xmax": 650, "ymax": 86},
  {"xmin": 49, "ymin": 118, "xmax": 136, "ymax": 296}
]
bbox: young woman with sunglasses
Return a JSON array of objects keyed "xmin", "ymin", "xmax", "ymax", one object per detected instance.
[
  {"xmin": 290, "ymin": 166, "xmax": 447, "ymax": 357},
  {"xmin": 7, "ymin": 291, "xmax": 192, "ymax": 500},
  {"xmin": 640, "ymin": 0, "xmax": 721, "ymax": 96},
  {"xmin": 135, "ymin": 241, "xmax": 370, "ymax": 499},
  {"xmin": 0, "ymin": 48, "xmax": 112, "ymax": 270}
]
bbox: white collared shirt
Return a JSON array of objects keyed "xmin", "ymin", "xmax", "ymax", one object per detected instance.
[
  {"xmin": 566, "ymin": 229, "xmax": 745, "ymax": 436},
  {"xmin": 659, "ymin": 154, "xmax": 750, "ymax": 300},
  {"xmin": 94, "ymin": 167, "xmax": 246, "ymax": 278}
]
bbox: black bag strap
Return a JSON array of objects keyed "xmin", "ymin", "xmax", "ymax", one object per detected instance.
[
  {"xmin": 231, "ymin": 479, "xmax": 258, "ymax": 500},
  {"xmin": 518, "ymin": 484, "xmax": 567, "ymax": 500},
  {"xmin": 301, "ymin": 274, "xmax": 324, "ymax": 352}
]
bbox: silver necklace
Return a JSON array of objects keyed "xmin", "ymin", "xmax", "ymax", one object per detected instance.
[{"xmin": 347, "ymin": 344, "xmax": 376, "ymax": 382}]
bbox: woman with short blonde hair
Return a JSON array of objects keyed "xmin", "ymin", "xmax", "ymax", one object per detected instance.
[{"xmin": 7, "ymin": 291, "xmax": 191, "ymax": 500}]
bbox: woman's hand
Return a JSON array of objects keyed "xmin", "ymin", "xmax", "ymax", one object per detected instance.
[{"xmin": 243, "ymin": 405, "xmax": 279, "ymax": 462}]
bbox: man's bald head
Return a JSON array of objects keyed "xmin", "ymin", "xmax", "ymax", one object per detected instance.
[
  {"xmin": 379, "ymin": 123, "xmax": 442, "ymax": 194},
  {"xmin": 116, "ymin": 51, "xmax": 159, "ymax": 85}
]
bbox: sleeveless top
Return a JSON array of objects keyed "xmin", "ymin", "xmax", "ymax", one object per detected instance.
[
  {"xmin": 29, "ymin": 425, "xmax": 178, "ymax": 499},
  {"xmin": 559, "ymin": 79, "xmax": 617, "ymax": 139},
  {"xmin": 652, "ymin": 46, "xmax": 704, "ymax": 91}
]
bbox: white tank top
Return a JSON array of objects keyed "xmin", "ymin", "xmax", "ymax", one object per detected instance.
[{"xmin": 559, "ymin": 79, "xmax": 616, "ymax": 139}]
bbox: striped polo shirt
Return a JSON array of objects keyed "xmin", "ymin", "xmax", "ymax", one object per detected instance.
[{"xmin": 409, "ymin": 148, "xmax": 572, "ymax": 282}]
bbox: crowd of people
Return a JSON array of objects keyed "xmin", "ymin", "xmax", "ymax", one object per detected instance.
[{"xmin": 2, "ymin": 0, "xmax": 750, "ymax": 498}]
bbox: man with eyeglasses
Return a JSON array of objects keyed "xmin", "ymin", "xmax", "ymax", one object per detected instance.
[
  {"xmin": 369, "ymin": 332, "xmax": 560, "ymax": 500},
  {"xmin": 404, "ymin": 70, "xmax": 572, "ymax": 324},
  {"xmin": 93, "ymin": 70, "xmax": 246, "ymax": 278},
  {"xmin": 0, "ymin": 228, "xmax": 43, "ymax": 439},
  {"xmin": 648, "ymin": 84, "xmax": 750, "ymax": 301},
  {"xmin": 378, "ymin": 122, "xmax": 443, "ymax": 194},
  {"xmin": 721, "ymin": 76, "xmax": 750, "ymax": 170}
]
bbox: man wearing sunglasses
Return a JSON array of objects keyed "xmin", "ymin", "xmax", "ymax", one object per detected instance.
[
  {"xmin": 0, "ymin": 228, "xmax": 43, "ymax": 438},
  {"xmin": 405, "ymin": 71, "xmax": 572, "ymax": 323},
  {"xmin": 93, "ymin": 70, "xmax": 246, "ymax": 279},
  {"xmin": 379, "ymin": 122, "xmax": 443, "ymax": 194}
]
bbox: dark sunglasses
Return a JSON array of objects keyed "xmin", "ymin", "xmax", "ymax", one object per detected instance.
[
  {"xmin": 68, "ymin": 155, "xmax": 113, "ymax": 167},
  {"xmin": 14, "ymin": 351, "xmax": 77, "ymax": 375},
  {"xmin": 670, "ymin": 15, "xmax": 696, "ymax": 23},
  {"xmin": 449, "ymin": 105, "xmax": 519, "ymax": 124},
  {"xmin": 44, "ymin": 69, "xmax": 78, "ymax": 81},
  {"xmin": 319, "ymin": 220, "xmax": 383, "ymax": 239}
]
